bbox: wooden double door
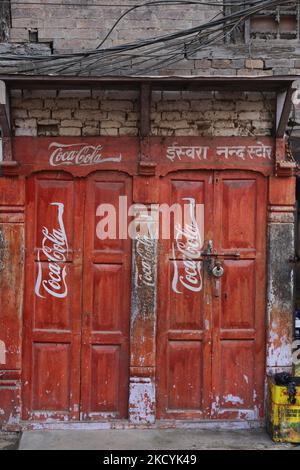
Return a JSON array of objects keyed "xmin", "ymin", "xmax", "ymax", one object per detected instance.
[
  {"xmin": 22, "ymin": 169, "xmax": 267, "ymax": 422},
  {"xmin": 157, "ymin": 171, "xmax": 267, "ymax": 420},
  {"xmin": 22, "ymin": 171, "xmax": 132, "ymax": 421}
]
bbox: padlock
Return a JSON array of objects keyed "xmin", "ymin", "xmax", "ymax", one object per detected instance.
[{"xmin": 212, "ymin": 264, "xmax": 224, "ymax": 277}]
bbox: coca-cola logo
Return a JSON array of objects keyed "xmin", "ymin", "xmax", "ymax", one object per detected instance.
[
  {"xmin": 35, "ymin": 202, "xmax": 68, "ymax": 299},
  {"xmin": 172, "ymin": 198, "xmax": 203, "ymax": 294},
  {"xmin": 48, "ymin": 142, "xmax": 122, "ymax": 166}
]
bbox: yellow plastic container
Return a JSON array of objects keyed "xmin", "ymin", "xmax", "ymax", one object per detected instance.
[{"xmin": 267, "ymin": 376, "xmax": 300, "ymax": 443}]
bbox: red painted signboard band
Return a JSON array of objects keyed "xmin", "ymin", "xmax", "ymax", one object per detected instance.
[{"xmin": 9, "ymin": 136, "xmax": 275, "ymax": 177}]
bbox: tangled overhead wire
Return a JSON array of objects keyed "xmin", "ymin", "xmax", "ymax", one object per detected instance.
[{"xmin": 0, "ymin": 0, "xmax": 296, "ymax": 76}]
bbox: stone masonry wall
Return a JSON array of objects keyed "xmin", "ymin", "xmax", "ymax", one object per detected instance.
[
  {"xmin": 11, "ymin": 89, "xmax": 276, "ymax": 137},
  {"xmin": 2, "ymin": 0, "xmax": 300, "ymax": 78},
  {"xmin": 9, "ymin": 1, "xmax": 221, "ymax": 52}
]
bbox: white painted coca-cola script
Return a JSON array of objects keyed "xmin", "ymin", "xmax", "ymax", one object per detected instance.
[
  {"xmin": 48, "ymin": 142, "xmax": 122, "ymax": 166},
  {"xmin": 172, "ymin": 198, "xmax": 203, "ymax": 294},
  {"xmin": 35, "ymin": 202, "xmax": 69, "ymax": 299},
  {"xmin": 136, "ymin": 234, "xmax": 156, "ymax": 288}
]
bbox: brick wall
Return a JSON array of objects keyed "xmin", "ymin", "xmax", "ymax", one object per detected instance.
[
  {"xmin": 11, "ymin": 89, "xmax": 275, "ymax": 137},
  {"xmin": 9, "ymin": 1, "xmax": 220, "ymax": 52},
  {"xmin": 2, "ymin": 1, "xmax": 300, "ymax": 78}
]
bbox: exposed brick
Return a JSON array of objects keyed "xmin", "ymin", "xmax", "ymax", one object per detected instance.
[
  {"xmin": 28, "ymin": 109, "xmax": 51, "ymax": 119},
  {"xmin": 82, "ymin": 126, "xmax": 100, "ymax": 136},
  {"xmin": 52, "ymin": 109, "xmax": 72, "ymax": 119},
  {"xmin": 15, "ymin": 127, "xmax": 37, "ymax": 137},
  {"xmin": 174, "ymin": 128, "xmax": 198, "ymax": 136},
  {"xmin": 37, "ymin": 124, "xmax": 59, "ymax": 136},
  {"xmin": 11, "ymin": 108, "xmax": 28, "ymax": 118},
  {"xmin": 252, "ymin": 120, "xmax": 273, "ymax": 129},
  {"xmin": 100, "ymin": 128, "xmax": 119, "ymax": 136},
  {"xmin": 13, "ymin": 99, "xmax": 43, "ymax": 109},
  {"xmin": 37, "ymin": 119, "xmax": 60, "ymax": 125},
  {"xmin": 159, "ymin": 120, "xmax": 190, "ymax": 129},
  {"xmin": 107, "ymin": 111, "xmax": 126, "ymax": 121},
  {"xmin": 236, "ymin": 101, "xmax": 265, "ymax": 111},
  {"xmin": 73, "ymin": 110, "xmax": 107, "ymax": 120},
  {"xmin": 10, "ymin": 89, "xmax": 22, "ymax": 98},
  {"xmin": 181, "ymin": 111, "xmax": 204, "ymax": 120},
  {"xmin": 101, "ymin": 120, "xmax": 122, "ymax": 129},
  {"xmin": 93, "ymin": 90, "xmax": 138, "ymax": 100},
  {"xmin": 194, "ymin": 59, "xmax": 211, "ymax": 69},
  {"xmin": 161, "ymin": 112, "xmax": 181, "ymax": 121},
  {"xmin": 23, "ymin": 90, "xmax": 57, "ymax": 99},
  {"xmin": 60, "ymin": 119, "xmax": 83, "ymax": 128},
  {"xmin": 79, "ymin": 99, "xmax": 99, "ymax": 110},
  {"xmin": 56, "ymin": 99, "xmax": 79, "ymax": 109},
  {"xmin": 214, "ymin": 111, "xmax": 237, "ymax": 120},
  {"xmin": 182, "ymin": 91, "xmax": 213, "ymax": 100},
  {"xmin": 101, "ymin": 101, "xmax": 134, "ymax": 112},
  {"xmin": 238, "ymin": 111, "xmax": 261, "ymax": 120},
  {"xmin": 213, "ymin": 101, "xmax": 235, "ymax": 111},
  {"xmin": 215, "ymin": 91, "xmax": 244, "ymax": 101},
  {"xmin": 245, "ymin": 59, "xmax": 264, "ymax": 69},
  {"xmin": 213, "ymin": 128, "xmax": 240, "ymax": 136},
  {"xmin": 162, "ymin": 91, "xmax": 182, "ymax": 101},
  {"xmin": 119, "ymin": 127, "xmax": 139, "ymax": 136},
  {"xmin": 190, "ymin": 100, "xmax": 212, "ymax": 111},
  {"xmin": 211, "ymin": 59, "xmax": 232, "ymax": 69},
  {"xmin": 214, "ymin": 120, "xmax": 235, "ymax": 129},
  {"xmin": 157, "ymin": 101, "xmax": 189, "ymax": 111},
  {"xmin": 14, "ymin": 118, "xmax": 37, "ymax": 129},
  {"xmin": 58, "ymin": 90, "xmax": 91, "ymax": 99},
  {"xmin": 59, "ymin": 127, "xmax": 81, "ymax": 136}
]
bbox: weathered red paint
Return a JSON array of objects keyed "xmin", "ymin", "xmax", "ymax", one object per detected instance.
[
  {"xmin": 156, "ymin": 171, "xmax": 267, "ymax": 420},
  {"xmin": 22, "ymin": 171, "xmax": 132, "ymax": 421},
  {"xmin": 0, "ymin": 135, "xmax": 291, "ymax": 427},
  {"xmin": 0, "ymin": 177, "xmax": 24, "ymax": 430}
]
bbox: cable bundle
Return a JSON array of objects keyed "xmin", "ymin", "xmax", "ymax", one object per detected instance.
[{"xmin": 0, "ymin": 0, "xmax": 296, "ymax": 76}]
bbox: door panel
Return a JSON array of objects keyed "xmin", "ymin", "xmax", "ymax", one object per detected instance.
[
  {"xmin": 212, "ymin": 172, "xmax": 267, "ymax": 419},
  {"xmin": 23, "ymin": 172, "xmax": 131, "ymax": 421},
  {"xmin": 168, "ymin": 341, "xmax": 203, "ymax": 410},
  {"xmin": 157, "ymin": 174, "xmax": 214, "ymax": 419},
  {"xmin": 80, "ymin": 173, "xmax": 131, "ymax": 420},
  {"xmin": 23, "ymin": 173, "xmax": 84, "ymax": 421},
  {"xmin": 157, "ymin": 170, "xmax": 267, "ymax": 420}
]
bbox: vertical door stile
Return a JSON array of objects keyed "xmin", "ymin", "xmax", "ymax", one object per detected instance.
[
  {"xmin": 157, "ymin": 171, "xmax": 214, "ymax": 419},
  {"xmin": 157, "ymin": 170, "xmax": 267, "ymax": 421},
  {"xmin": 22, "ymin": 172, "xmax": 84, "ymax": 421},
  {"xmin": 211, "ymin": 171, "xmax": 267, "ymax": 420},
  {"xmin": 80, "ymin": 172, "xmax": 132, "ymax": 420}
]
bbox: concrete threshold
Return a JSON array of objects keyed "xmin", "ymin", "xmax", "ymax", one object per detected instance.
[
  {"xmin": 18, "ymin": 419, "xmax": 264, "ymax": 431},
  {"xmin": 18, "ymin": 429, "xmax": 300, "ymax": 450}
]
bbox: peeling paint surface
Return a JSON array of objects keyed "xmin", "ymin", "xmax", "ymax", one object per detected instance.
[
  {"xmin": 129, "ymin": 378, "xmax": 155, "ymax": 425},
  {"xmin": 0, "ymin": 340, "xmax": 6, "ymax": 364},
  {"xmin": 224, "ymin": 395, "xmax": 244, "ymax": 406}
]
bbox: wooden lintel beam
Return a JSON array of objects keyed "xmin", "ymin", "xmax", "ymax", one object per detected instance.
[
  {"xmin": 276, "ymin": 85, "xmax": 294, "ymax": 138},
  {"xmin": 140, "ymin": 83, "xmax": 151, "ymax": 138}
]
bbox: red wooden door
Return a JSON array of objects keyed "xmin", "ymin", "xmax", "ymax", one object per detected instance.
[
  {"xmin": 157, "ymin": 171, "xmax": 267, "ymax": 420},
  {"xmin": 211, "ymin": 171, "xmax": 267, "ymax": 419},
  {"xmin": 23, "ymin": 172, "xmax": 131, "ymax": 421},
  {"xmin": 22, "ymin": 173, "xmax": 84, "ymax": 421},
  {"xmin": 80, "ymin": 173, "xmax": 131, "ymax": 420}
]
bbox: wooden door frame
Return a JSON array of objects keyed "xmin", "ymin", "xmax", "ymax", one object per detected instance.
[{"xmin": 156, "ymin": 169, "xmax": 267, "ymax": 420}]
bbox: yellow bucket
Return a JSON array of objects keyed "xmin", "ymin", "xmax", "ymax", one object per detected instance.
[{"xmin": 267, "ymin": 376, "xmax": 300, "ymax": 443}]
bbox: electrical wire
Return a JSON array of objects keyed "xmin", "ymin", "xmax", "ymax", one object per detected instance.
[{"xmin": 0, "ymin": 0, "xmax": 295, "ymax": 76}]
